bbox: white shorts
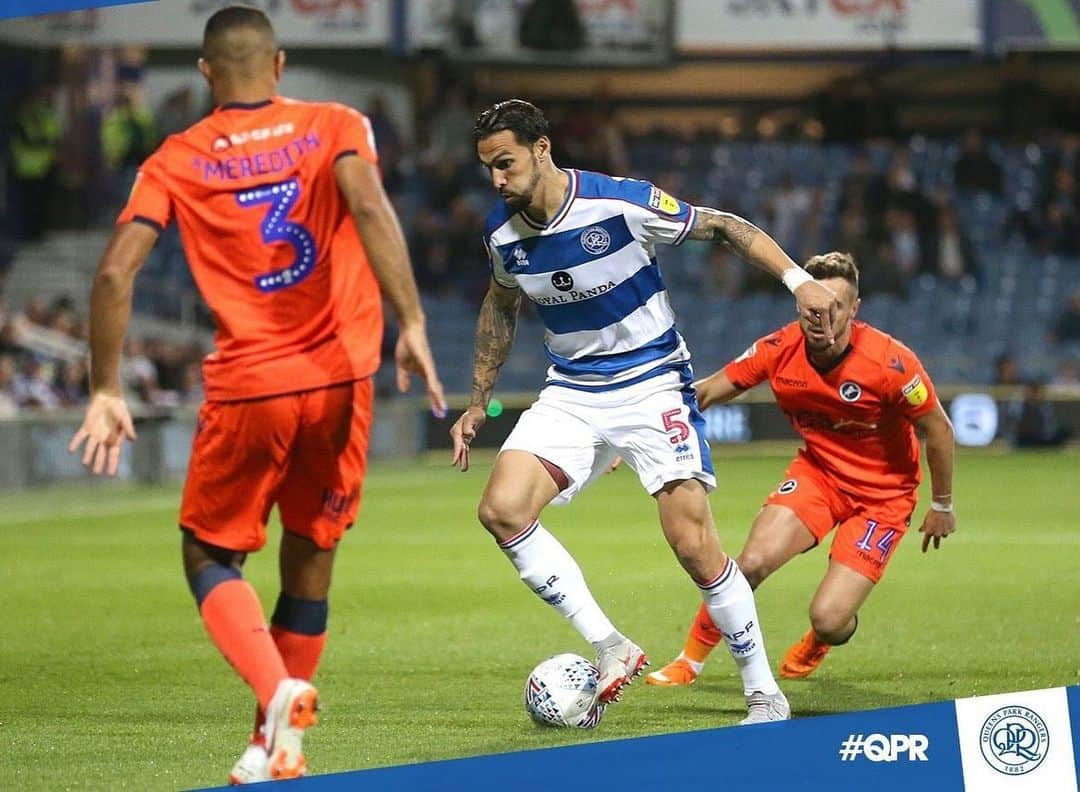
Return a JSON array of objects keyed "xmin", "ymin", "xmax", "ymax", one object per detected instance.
[{"xmin": 500, "ymin": 368, "xmax": 716, "ymax": 505}]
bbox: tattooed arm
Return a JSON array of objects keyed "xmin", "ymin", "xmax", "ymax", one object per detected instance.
[
  {"xmin": 450, "ymin": 278, "xmax": 522, "ymax": 471},
  {"xmin": 689, "ymin": 207, "xmax": 839, "ymax": 344}
]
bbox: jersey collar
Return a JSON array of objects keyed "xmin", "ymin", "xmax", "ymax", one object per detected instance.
[
  {"xmin": 216, "ymin": 98, "xmax": 274, "ymax": 112},
  {"xmin": 519, "ymin": 168, "xmax": 577, "ymax": 231}
]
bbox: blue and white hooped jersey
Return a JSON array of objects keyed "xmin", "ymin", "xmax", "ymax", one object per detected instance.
[{"xmin": 483, "ymin": 169, "xmax": 697, "ymax": 391}]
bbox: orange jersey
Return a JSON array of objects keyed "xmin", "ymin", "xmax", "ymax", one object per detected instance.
[
  {"xmin": 118, "ymin": 96, "xmax": 383, "ymax": 401},
  {"xmin": 724, "ymin": 321, "xmax": 938, "ymax": 500}
]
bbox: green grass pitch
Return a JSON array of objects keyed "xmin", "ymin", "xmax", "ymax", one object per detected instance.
[{"xmin": 3, "ymin": 446, "xmax": 1078, "ymax": 789}]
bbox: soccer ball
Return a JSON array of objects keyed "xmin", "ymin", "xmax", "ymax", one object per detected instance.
[{"xmin": 524, "ymin": 653, "xmax": 605, "ymax": 729}]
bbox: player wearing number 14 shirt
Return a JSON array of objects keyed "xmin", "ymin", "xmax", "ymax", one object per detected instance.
[
  {"xmin": 68, "ymin": 6, "xmax": 444, "ymax": 784},
  {"xmin": 645, "ymin": 252, "xmax": 957, "ymax": 690}
]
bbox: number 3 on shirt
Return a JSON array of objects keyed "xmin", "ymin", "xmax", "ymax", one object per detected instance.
[{"xmin": 236, "ymin": 178, "xmax": 318, "ymax": 293}]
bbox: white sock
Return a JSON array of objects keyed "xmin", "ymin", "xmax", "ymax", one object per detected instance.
[
  {"xmin": 699, "ymin": 559, "xmax": 779, "ymax": 695},
  {"xmin": 498, "ymin": 520, "xmax": 617, "ymax": 645}
]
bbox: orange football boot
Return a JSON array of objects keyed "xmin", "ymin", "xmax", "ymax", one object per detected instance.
[
  {"xmin": 779, "ymin": 629, "xmax": 831, "ymax": 679},
  {"xmin": 645, "ymin": 657, "xmax": 699, "ymax": 686}
]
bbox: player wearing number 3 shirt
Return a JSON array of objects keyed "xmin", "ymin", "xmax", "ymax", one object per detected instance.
[
  {"xmin": 68, "ymin": 6, "xmax": 444, "ymax": 783},
  {"xmin": 645, "ymin": 252, "xmax": 957, "ymax": 689}
]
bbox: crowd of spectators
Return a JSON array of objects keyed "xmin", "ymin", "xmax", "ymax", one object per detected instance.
[
  {"xmin": 2, "ymin": 58, "xmax": 1079, "ymax": 416},
  {"xmin": 0, "ymin": 281, "xmax": 206, "ymax": 418}
]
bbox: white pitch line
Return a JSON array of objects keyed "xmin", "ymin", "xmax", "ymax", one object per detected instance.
[{"xmin": 0, "ymin": 493, "xmax": 179, "ymax": 527}]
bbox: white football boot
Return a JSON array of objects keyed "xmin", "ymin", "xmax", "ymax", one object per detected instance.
[
  {"xmin": 228, "ymin": 739, "xmax": 270, "ymax": 785},
  {"xmin": 596, "ymin": 639, "xmax": 648, "ymax": 703},
  {"xmin": 740, "ymin": 689, "xmax": 791, "ymax": 725},
  {"xmin": 264, "ymin": 678, "xmax": 320, "ymax": 779}
]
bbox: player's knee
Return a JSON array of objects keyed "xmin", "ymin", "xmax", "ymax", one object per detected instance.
[
  {"xmin": 809, "ymin": 605, "xmax": 855, "ymax": 645},
  {"xmin": 736, "ymin": 550, "xmax": 772, "ymax": 589},
  {"xmin": 477, "ymin": 496, "xmax": 529, "ymax": 541}
]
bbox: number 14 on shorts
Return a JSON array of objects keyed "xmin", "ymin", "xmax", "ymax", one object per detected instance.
[{"xmin": 855, "ymin": 519, "xmax": 897, "ymax": 562}]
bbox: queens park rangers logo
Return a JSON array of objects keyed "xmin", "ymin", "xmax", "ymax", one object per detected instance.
[
  {"xmin": 980, "ymin": 705, "xmax": 1049, "ymax": 775},
  {"xmin": 580, "ymin": 226, "xmax": 611, "ymax": 255}
]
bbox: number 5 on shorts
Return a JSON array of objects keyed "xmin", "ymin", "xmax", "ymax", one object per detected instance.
[{"xmin": 662, "ymin": 408, "xmax": 689, "ymax": 445}]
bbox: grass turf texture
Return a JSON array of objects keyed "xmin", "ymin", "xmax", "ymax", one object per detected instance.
[{"xmin": 3, "ymin": 447, "xmax": 1078, "ymax": 789}]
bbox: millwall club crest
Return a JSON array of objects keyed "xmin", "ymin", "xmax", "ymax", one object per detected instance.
[
  {"xmin": 551, "ymin": 271, "xmax": 574, "ymax": 291},
  {"xmin": 839, "ymin": 381, "xmax": 862, "ymax": 402},
  {"xmin": 580, "ymin": 226, "xmax": 611, "ymax": 255}
]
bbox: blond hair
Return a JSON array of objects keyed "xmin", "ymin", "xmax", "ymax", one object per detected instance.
[{"xmin": 804, "ymin": 251, "xmax": 859, "ymax": 293}]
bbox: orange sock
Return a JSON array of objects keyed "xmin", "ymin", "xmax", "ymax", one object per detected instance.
[
  {"xmin": 271, "ymin": 626, "xmax": 327, "ymax": 681},
  {"xmin": 252, "ymin": 627, "xmax": 327, "ymax": 740},
  {"xmin": 685, "ymin": 601, "xmax": 724, "ymax": 662},
  {"xmin": 199, "ymin": 579, "xmax": 288, "ymax": 710}
]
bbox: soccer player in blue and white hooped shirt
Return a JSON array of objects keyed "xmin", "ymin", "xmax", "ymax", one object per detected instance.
[{"xmin": 450, "ymin": 100, "xmax": 838, "ymax": 724}]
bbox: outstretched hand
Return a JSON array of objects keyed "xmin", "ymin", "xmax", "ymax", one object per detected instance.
[
  {"xmin": 396, "ymin": 324, "xmax": 447, "ymax": 418},
  {"xmin": 449, "ymin": 406, "xmax": 487, "ymax": 472},
  {"xmin": 68, "ymin": 392, "xmax": 137, "ymax": 476},
  {"xmin": 794, "ymin": 280, "xmax": 839, "ymax": 346},
  {"xmin": 919, "ymin": 509, "xmax": 956, "ymax": 552}
]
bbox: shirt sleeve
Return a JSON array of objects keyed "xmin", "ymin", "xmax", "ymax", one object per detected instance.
[
  {"xmin": 331, "ymin": 105, "xmax": 378, "ymax": 165},
  {"xmin": 116, "ymin": 151, "xmax": 172, "ymax": 231},
  {"xmin": 722, "ymin": 332, "xmax": 779, "ymax": 390},
  {"xmin": 886, "ymin": 342, "xmax": 939, "ymax": 420},
  {"xmin": 486, "ymin": 236, "xmax": 518, "ymax": 289},
  {"xmin": 609, "ymin": 178, "xmax": 695, "ymax": 247}
]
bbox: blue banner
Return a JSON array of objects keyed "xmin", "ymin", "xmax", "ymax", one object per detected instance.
[
  {"xmin": 0, "ymin": 0, "xmax": 152, "ymax": 22},
  {"xmin": 214, "ymin": 686, "xmax": 1080, "ymax": 792}
]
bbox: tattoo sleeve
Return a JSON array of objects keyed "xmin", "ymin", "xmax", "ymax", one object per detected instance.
[
  {"xmin": 686, "ymin": 207, "xmax": 761, "ymax": 258},
  {"xmin": 470, "ymin": 284, "xmax": 522, "ymax": 410}
]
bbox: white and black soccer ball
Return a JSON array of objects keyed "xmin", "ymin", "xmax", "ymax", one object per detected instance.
[{"xmin": 524, "ymin": 653, "xmax": 605, "ymax": 729}]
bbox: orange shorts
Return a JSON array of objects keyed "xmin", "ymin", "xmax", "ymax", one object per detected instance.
[
  {"xmin": 180, "ymin": 379, "xmax": 373, "ymax": 553},
  {"xmin": 764, "ymin": 454, "xmax": 916, "ymax": 584}
]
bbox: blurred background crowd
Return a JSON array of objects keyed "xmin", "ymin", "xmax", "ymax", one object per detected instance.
[{"xmin": 1, "ymin": 0, "xmax": 1078, "ymax": 450}]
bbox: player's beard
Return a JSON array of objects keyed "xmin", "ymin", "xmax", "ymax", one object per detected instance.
[{"xmin": 502, "ymin": 157, "xmax": 542, "ymax": 212}]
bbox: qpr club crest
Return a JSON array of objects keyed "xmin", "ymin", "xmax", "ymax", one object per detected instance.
[
  {"xmin": 839, "ymin": 381, "xmax": 862, "ymax": 402},
  {"xmin": 580, "ymin": 226, "xmax": 611, "ymax": 255},
  {"xmin": 980, "ymin": 705, "xmax": 1049, "ymax": 775}
]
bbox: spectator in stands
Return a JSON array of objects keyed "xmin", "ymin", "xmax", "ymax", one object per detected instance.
[
  {"xmin": 421, "ymin": 84, "xmax": 475, "ymax": 170},
  {"xmin": 1042, "ymin": 165, "xmax": 1080, "ymax": 256},
  {"xmin": 766, "ymin": 175, "xmax": 814, "ymax": 257},
  {"xmin": 0, "ymin": 354, "xmax": 18, "ymax": 418},
  {"xmin": 884, "ymin": 206, "xmax": 924, "ymax": 278},
  {"xmin": 101, "ymin": 89, "xmax": 157, "ymax": 207},
  {"xmin": 156, "ymin": 85, "xmax": 203, "ymax": 139},
  {"xmin": 12, "ymin": 357, "xmax": 60, "ymax": 409},
  {"xmin": 1049, "ymin": 290, "xmax": 1080, "ymax": 346},
  {"xmin": 1011, "ymin": 379, "xmax": 1072, "ymax": 448},
  {"xmin": 705, "ymin": 247, "xmax": 746, "ymax": 300},
  {"xmin": 994, "ymin": 353, "xmax": 1022, "ymax": 386},
  {"xmin": 56, "ymin": 358, "xmax": 89, "ymax": 406},
  {"xmin": 952, "ymin": 128, "xmax": 1002, "ymax": 195},
  {"xmin": 930, "ymin": 202, "xmax": 977, "ymax": 282},
  {"xmin": 121, "ymin": 337, "xmax": 157, "ymax": 403},
  {"xmin": 365, "ymin": 94, "xmax": 404, "ymax": 191},
  {"xmin": 7, "ymin": 84, "xmax": 61, "ymax": 241}
]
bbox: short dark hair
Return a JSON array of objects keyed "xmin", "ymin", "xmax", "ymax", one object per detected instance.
[
  {"xmin": 805, "ymin": 251, "xmax": 859, "ymax": 293},
  {"xmin": 203, "ymin": 4, "xmax": 276, "ymax": 60},
  {"xmin": 473, "ymin": 99, "xmax": 550, "ymax": 146}
]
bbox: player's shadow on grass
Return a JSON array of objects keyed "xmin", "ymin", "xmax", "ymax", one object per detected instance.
[{"xmin": 693, "ymin": 676, "xmax": 911, "ymax": 718}]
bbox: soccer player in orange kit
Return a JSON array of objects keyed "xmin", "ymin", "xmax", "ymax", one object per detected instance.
[
  {"xmin": 67, "ymin": 6, "xmax": 445, "ymax": 783},
  {"xmin": 645, "ymin": 251, "xmax": 956, "ymax": 687}
]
